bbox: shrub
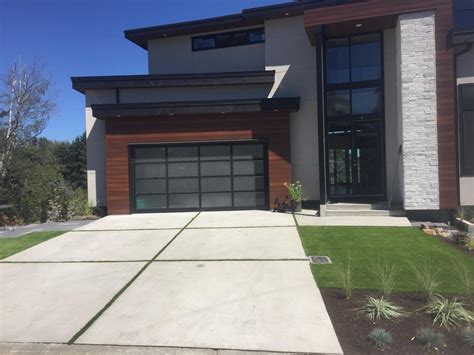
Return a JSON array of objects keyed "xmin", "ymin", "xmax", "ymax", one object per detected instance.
[
  {"xmin": 67, "ymin": 188, "xmax": 92, "ymax": 219},
  {"xmin": 416, "ymin": 328, "xmax": 445, "ymax": 350},
  {"xmin": 334, "ymin": 257, "xmax": 353, "ymax": 299},
  {"xmin": 284, "ymin": 181, "xmax": 302, "ymax": 202},
  {"xmin": 368, "ymin": 328, "xmax": 392, "ymax": 349},
  {"xmin": 371, "ymin": 261, "xmax": 397, "ymax": 299},
  {"xmin": 409, "ymin": 261, "xmax": 441, "ymax": 301},
  {"xmin": 358, "ymin": 296, "xmax": 407, "ymax": 321},
  {"xmin": 463, "ymin": 327, "xmax": 474, "ymax": 347},
  {"xmin": 424, "ymin": 295, "xmax": 474, "ymax": 328}
]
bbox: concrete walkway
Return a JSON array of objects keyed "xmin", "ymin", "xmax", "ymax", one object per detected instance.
[
  {"xmin": 295, "ymin": 210, "xmax": 412, "ymax": 227},
  {"xmin": 0, "ymin": 220, "xmax": 94, "ymax": 238},
  {"xmin": 0, "ymin": 211, "xmax": 342, "ymax": 354}
]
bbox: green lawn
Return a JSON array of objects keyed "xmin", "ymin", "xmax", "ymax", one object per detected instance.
[
  {"xmin": 0, "ymin": 231, "xmax": 64, "ymax": 260},
  {"xmin": 298, "ymin": 226, "xmax": 474, "ymax": 294}
]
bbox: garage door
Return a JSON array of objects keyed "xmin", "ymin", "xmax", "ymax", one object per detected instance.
[{"xmin": 130, "ymin": 142, "xmax": 268, "ymax": 212}]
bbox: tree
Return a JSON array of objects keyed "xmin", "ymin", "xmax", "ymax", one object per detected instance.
[
  {"xmin": 55, "ymin": 133, "xmax": 87, "ymax": 189},
  {"xmin": 0, "ymin": 61, "xmax": 55, "ymax": 181}
]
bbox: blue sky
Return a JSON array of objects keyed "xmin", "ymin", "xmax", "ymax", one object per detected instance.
[{"xmin": 1, "ymin": 0, "xmax": 284, "ymax": 141}]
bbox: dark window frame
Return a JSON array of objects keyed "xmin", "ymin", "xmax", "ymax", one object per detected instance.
[
  {"xmin": 323, "ymin": 31, "xmax": 387, "ymax": 201},
  {"xmin": 459, "ymin": 83, "xmax": 474, "ymax": 177},
  {"xmin": 192, "ymin": 28, "xmax": 265, "ymax": 51}
]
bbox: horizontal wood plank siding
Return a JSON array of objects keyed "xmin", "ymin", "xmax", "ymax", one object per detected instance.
[
  {"xmin": 105, "ymin": 113, "xmax": 291, "ymax": 214},
  {"xmin": 304, "ymin": 0, "xmax": 457, "ymax": 209}
]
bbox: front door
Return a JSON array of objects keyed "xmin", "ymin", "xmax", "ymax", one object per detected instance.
[{"xmin": 324, "ymin": 33, "xmax": 385, "ymax": 201}]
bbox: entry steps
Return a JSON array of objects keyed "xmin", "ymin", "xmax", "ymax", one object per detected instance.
[{"xmin": 325, "ymin": 202, "xmax": 406, "ymax": 217}]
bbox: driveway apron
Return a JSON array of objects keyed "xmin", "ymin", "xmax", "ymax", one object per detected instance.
[{"xmin": 0, "ymin": 211, "xmax": 342, "ymax": 354}]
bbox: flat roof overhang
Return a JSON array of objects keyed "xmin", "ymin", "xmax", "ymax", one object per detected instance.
[
  {"xmin": 90, "ymin": 98, "xmax": 300, "ymax": 120},
  {"xmin": 124, "ymin": 0, "xmax": 351, "ymax": 49},
  {"xmin": 71, "ymin": 71, "xmax": 275, "ymax": 94},
  {"xmin": 303, "ymin": 0, "xmax": 441, "ymax": 43}
]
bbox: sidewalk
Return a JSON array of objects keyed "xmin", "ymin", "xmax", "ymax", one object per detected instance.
[{"xmin": 0, "ymin": 220, "xmax": 94, "ymax": 238}]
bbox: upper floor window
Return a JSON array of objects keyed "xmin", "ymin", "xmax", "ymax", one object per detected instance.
[
  {"xmin": 454, "ymin": 0, "xmax": 474, "ymax": 28},
  {"xmin": 192, "ymin": 28, "xmax": 265, "ymax": 51}
]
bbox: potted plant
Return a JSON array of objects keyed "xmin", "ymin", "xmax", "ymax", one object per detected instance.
[{"xmin": 284, "ymin": 181, "xmax": 302, "ymax": 213}]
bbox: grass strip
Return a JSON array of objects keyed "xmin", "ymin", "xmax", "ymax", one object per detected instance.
[
  {"xmin": 0, "ymin": 231, "xmax": 65, "ymax": 260},
  {"xmin": 67, "ymin": 212, "xmax": 201, "ymax": 344}
]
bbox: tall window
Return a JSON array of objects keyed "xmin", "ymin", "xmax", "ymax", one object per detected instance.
[
  {"xmin": 454, "ymin": 0, "xmax": 474, "ymax": 28},
  {"xmin": 459, "ymin": 84, "xmax": 474, "ymax": 176},
  {"xmin": 324, "ymin": 33, "xmax": 385, "ymax": 198}
]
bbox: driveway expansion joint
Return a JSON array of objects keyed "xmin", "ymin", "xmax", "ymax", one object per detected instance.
[{"xmin": 67, "ymin": 212, "xmax": 200, "ymax": 345}]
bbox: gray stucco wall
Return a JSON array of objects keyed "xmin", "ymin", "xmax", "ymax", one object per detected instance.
[
  {"xmin": 265, "ymin": 16, "xmax": 319, "ymax": 201},
  {"xmin": 147, "ymin": 31, "xmax": 265, "ymax": 74},
  {"xmin": 396, "ymin": 11, "xmax": 440, "ymax": 210},
  {"xmin": 85, "ymin": 90, "xmax": 116, "ymax": 207},
  {"xmin": 456, "ymin": 46, "xmax": 474, "ymax": 206}
]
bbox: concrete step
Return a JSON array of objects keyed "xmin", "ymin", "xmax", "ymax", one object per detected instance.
[
  {"xmin": 326, "ymin": 202, "xmax": 403, "ymax": 210},
  {"xmin": 326, "ymin": 209, "xmax": 406, "ymax": 217}
]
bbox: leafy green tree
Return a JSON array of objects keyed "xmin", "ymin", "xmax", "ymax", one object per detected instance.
[{"xmin": 55, "ymin": 133, "xmax": 86, "ymax": 189}]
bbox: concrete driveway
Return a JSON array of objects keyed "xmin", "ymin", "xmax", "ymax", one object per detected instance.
[{"xmin": 0, "ymin": 211, "xmax": 342, "ymax": 354}]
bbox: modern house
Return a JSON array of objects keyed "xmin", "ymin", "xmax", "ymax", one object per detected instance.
[{"xmin": 72, "ymin": 0, "xmax": 473, "ymax": 219}]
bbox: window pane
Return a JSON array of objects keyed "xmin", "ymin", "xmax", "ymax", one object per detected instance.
[
  {"xmin": 169, "ymin": 178, "xmax": 199, "ymax": 193},
  {"xmin": 135, "ymin": 164, "xmax": 166, "ymax": 179},
  {"xmin": 201, "ymin": 177, "xmax": 231, "ymax": 192},
  {"xmin": 200, "ymin": 145, "xmax": 231, "ymax": 161},
  {"xmin": 234, "ymin": 32, "xmax": 248, "ymax": 45},
  {"xmin": 326, "ymin": 38, "xmax": 350, "ymax": 84},
  {"xmin": 201, "ymin": 161, "xmax": 231, "ymax": 176},
  {"xmin": 168, "ymin": 162, "xmax": 198, "ymax": 177},
  {"xmin": 234, "ymin": 192, "xmax": 265, "ymax": 207},
  {"xmin": 351, "ymin": 34, "xmax": 381, "ymax": 82},
  {"xmin": 328, "ymin": 123, "xmax": 352, "ymax": 196},
  {"xmin": 352, "ymin": 87, "xmax": 382, "ymax": 115},
  {"xmin": 134, "ymin": 147, "xmax": 165, "ymax": 163},
  {"xmin": 169, "ymin": 194, "xmax": 199, "ymax": 208},
  {"xmin": 233, "ymin": 176, "xmax": 264, "ymax": 191},
  {"xmin": 233, "ymin": 161, "xmax": 264, "ymax": 175},
  {"xmin": 462, "ymin": 86, "xmax": 474, "ymax": 110},
  {"xmin": 168, "ymin": 146, "xmax": 198, "ymax": 162},
  {"xmin": 327, "ymin": 90, "xmax": 350, "ymax": 117},
  {"xmin": 136, "ymin": 195, "xmax": 167, "ymax": 210},
  {"xmin": 193, "ymin": 37, "xmax": 215, "ymax": 50},
  {"xmin": 216, "ymin": 33, "xmax": 233, "ymax": 47},
  {"xmin": 233, "ymin": 144, "xmax": 263, "ymax": 160},
  {"xmin": 201, "ymin": 193, "xmax": 232, "ymax": 208},
  {"xmin": 248, "ymin": 28, "xmax": 265, "ymax": 43},
  {"xmin": 135, "ymin": 179, "xmax": 166, "ymax": 194}
]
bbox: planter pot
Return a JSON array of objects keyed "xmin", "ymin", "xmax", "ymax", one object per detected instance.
[{"xmin": 291, "ymin": 200, "xmax": 302, "ymax": 213}]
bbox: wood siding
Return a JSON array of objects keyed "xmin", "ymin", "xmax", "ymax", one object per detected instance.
[
  {"xmin": 304, "ymin": 0, "xmax": 457, "ymax": 208},
  {"xmin": 105, "ymin": 113, "xmax": 291, "ymax": 214}
]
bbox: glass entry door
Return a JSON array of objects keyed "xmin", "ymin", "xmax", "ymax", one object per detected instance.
[{"xmin": 325, "ymin": 33, "xmax": 385, "ymax": 200}]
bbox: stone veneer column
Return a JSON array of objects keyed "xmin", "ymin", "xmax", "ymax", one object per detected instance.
[{"xmin": 396, "ymin": 11, "xmax": 440, "ymax": 210}]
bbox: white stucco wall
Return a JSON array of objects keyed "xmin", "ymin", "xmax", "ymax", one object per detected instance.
[
  {"xmin": 147, "ymin": 31, "xmax": 265, "ymax": 74},
  {"xmin": 265, "ymin": 16, "xmax": 319, "ymax": 201},
  {"xmin": 456, "ymin": 46, "xmax": 474, "ymax": 206},
  {"xmin": 85, "ymin": 89, "xmax": 116, "ymax": 207},
  {"xmin": 396, "ymin": 11, "xmax": 440, "ymax": 210}
]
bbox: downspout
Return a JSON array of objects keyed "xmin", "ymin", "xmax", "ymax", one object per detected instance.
[{"xmin": 315, "ymin": 26, "xmax": 327, "ymax": 216}]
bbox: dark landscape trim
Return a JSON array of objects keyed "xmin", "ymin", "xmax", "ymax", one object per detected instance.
[
  {"xmin": 90, "ymin": 98, "xmax": 300, "ymax": 119},
  {"xmin": 71, "ymin": 71, "xmax": 275, "ymax": 94}
]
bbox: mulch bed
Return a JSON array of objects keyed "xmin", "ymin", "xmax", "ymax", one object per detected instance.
[{"xmin": 321, "ymin": 288, "xmax": 473, "ymax": 355}]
